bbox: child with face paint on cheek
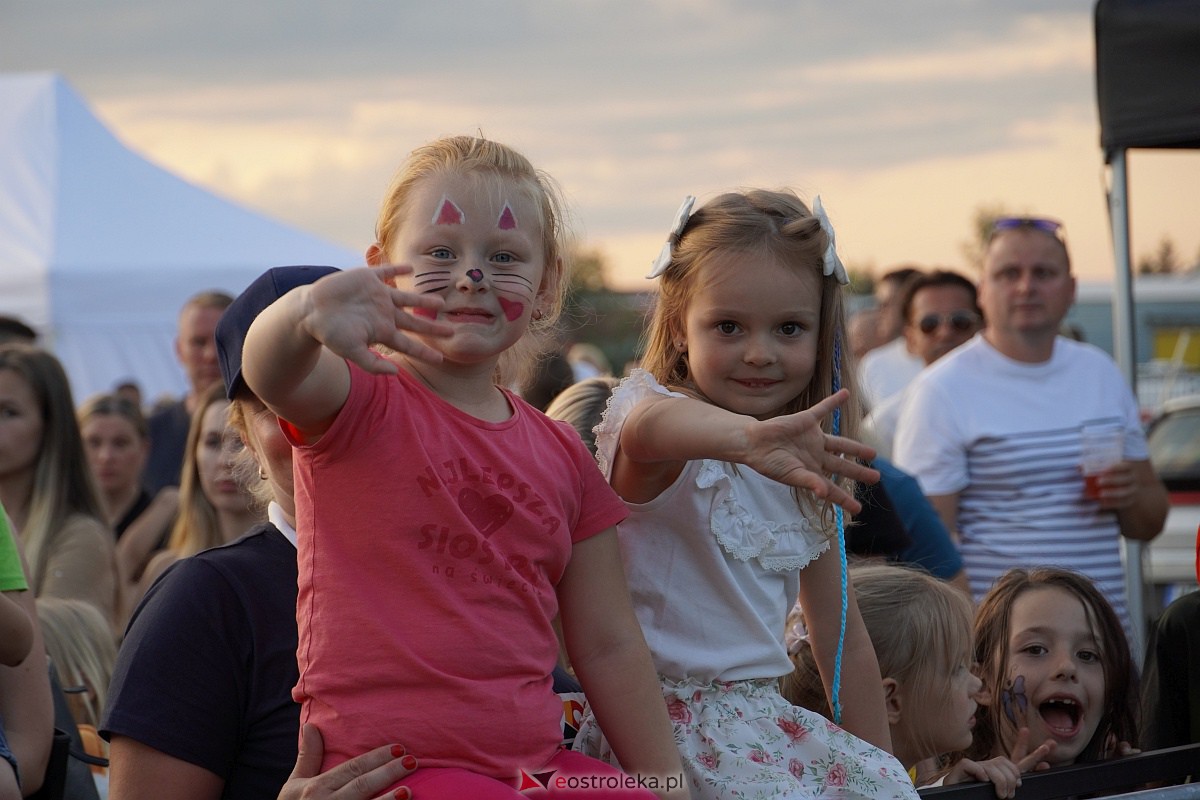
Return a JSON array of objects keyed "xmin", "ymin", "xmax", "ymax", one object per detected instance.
[
  {"xmin": 241, "ymin": 136, "xmax": 688, "ymax": 800},
  {"xmin": 969, "ymin": 567, "xmax": 1140, "ymax": 773},
  {"xmin": 782, "ymin": 563, "xmax": 1050, "ymax": 798}
]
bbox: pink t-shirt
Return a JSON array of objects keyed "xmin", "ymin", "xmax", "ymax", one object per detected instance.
[{"xmin": 287, "ymin": 365, "xmax": 626, "ymax": 778}]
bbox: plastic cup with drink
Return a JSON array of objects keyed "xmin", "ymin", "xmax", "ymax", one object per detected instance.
[{"xmin": 1080, "ymin": 423, "xmax": 1124, "ymax": 500}]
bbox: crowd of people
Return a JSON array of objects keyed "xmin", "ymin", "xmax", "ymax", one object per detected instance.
[{"xmin": 0, "ymin": 133, "xmax": 1193, "ymax": 800}]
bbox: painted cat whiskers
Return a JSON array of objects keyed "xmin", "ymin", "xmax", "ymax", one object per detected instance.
[{"xmin": 412, "ymin": 191, "xmax": 538, "ymax": 322}]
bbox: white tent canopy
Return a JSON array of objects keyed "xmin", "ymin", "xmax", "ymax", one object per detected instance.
[{"xmin": 0, "ymin": 72, "xmax": 357, "ymax": 402}]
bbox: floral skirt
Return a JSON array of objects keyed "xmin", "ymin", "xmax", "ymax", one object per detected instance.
[{"xmin": 574, "ymin": 676, "xmax": 917, "ymax": 800}]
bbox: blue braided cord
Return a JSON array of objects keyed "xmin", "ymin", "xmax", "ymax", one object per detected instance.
[{"xmin": 829, "ymin": 333, "xmax": 848, "ymax": 725}]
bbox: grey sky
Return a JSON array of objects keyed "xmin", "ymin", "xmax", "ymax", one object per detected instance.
[{"xmin": 5, "ymin": 1, "xmax": 1194, "ymax": 286}]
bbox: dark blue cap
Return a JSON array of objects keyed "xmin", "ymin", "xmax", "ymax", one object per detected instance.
[{"xmin": 216, "ymin": 265, "xmax": 340, "ymax": 399}]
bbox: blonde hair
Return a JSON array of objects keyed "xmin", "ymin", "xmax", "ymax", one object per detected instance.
[
  {"xmin": 374, "ymin": 135, "xmax": 573, "ymax": 389},
  {"xmin": 782, "ymin": 562, "xmax": 974, "ymax": 761},
  {"xmin": 639, "ymin": 189, "xmax": 862, "ymax": 524},
  {"xmin": 167, "ymin": 382, "xmax": 249, "ymax": 556},
  {"xmin": 225, "ymin": 392, "xmax": 275, "ymax": 510},
  {"xmin": 0, "ymin": 345, "xmax": 105, "ymax": 593},
  {"xmin": 37, "ymin": 597, "xmax": 117, "ymax": 729}
]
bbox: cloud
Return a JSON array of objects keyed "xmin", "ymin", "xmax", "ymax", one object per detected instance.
[{"xmin": 5, "ymin": 0, "xmax": 1195, "ymax": 292}]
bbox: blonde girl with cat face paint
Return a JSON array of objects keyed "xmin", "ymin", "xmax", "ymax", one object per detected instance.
[{"xmin": 242, "ymin": 136, "xmax": 687, "ymax": 800}]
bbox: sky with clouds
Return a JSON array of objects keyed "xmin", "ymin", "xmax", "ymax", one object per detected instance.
[{"xmin": 4, "ymin": 0, "xmax": 1197, "ymax": 290}]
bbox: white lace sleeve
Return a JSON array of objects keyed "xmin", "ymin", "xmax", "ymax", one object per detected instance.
[
  {"xmin": 593, "ymin": 369, "xmax": 688, "ymax": 479},
  {"xmin": 696, "ymin": 460, "xmax": 830, "ymax": 573}
]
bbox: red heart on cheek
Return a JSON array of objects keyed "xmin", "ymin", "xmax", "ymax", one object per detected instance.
[{"xmin": 497, "ymin": 297, "xmax": 525, "ymax": 321}]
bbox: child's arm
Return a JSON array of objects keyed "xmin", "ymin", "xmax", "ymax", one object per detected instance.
[
  {"xmin": 0, "ymin": 594, "xmax": 32, "ymax": 667},
  {"xmin": 242, "ymin": 265, "xmax": 451, "ymax": 435},
  {"xmin": 0, "ymin": 753, "xmax": 18, "ymax": 800},
  {"xmin": 798, "ymin": 545, "xmax": 892, "ymax": 752},
  {"xmin": 558, "ymin": 529, "xmax": 690, "ymax": 800},
  {"xmin": 0, "ymin": 592, "xmax": 52, "ymax": 796},
  {"xmin": 616, "ymin": 389, "xmax": 877, "ymax": 511}
]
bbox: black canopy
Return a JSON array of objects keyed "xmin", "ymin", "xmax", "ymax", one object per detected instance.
[{"xmin": 1095, "ymin": 0, "xmax": 1200, "ymax": 157}]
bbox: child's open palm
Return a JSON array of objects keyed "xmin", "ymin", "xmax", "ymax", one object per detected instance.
[
  {"xmin": 301, "ymin": 265, "xmax": 451, "ymax": 374},
  {"xmin": 741, "ymin": 390, "xmax": 878, "ymax": 514}
]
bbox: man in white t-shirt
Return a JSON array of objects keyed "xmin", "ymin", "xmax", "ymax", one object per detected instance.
[{"xmin": 893, "ymin": 217, "xmax": 1167, "ymax": 630}]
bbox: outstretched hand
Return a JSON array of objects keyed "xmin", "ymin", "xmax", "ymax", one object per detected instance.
[
  {"xmin": 944, "ymin": 757, "xmax": 1022, "ymax": 799},
  {"xmin": 937, "ymin": 728, "xmax": 1053, "ymax": 798},
  {"xmin": 1009, "ymin": 726, "xmax": 1054, "ymax": 773},
  {"xmin": 741, "ymin": 389, "xmax": 878, "ymax": 514},
  {"xmin": 301, "ymin": 265, "xmax": 452, "ymax": 375},
  {"xmin": 278, "ymin": 723, "xmax": 417, "ymax": 800}
]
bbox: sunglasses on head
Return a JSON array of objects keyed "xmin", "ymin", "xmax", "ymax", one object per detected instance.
[
  {"xmin": 989, "ymin": 216, "xmax": 1064, "ymax": 239},
  {"xmin": 916, "ymin": 311, "xmax": 980, "ymax": 335}
]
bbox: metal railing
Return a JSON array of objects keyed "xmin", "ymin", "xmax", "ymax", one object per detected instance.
[{"xmin": 918, "ymin": 743, "xmax": 1200, "ymax": 800}]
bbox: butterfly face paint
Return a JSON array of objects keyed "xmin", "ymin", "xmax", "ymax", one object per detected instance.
[
  {"xmin": 433, "ymin": 197, "xmax": 465, "ymax": 226},
  {"xmin": 1001, "ymin": 674, "xmax": 1029, "ymax": 726}
]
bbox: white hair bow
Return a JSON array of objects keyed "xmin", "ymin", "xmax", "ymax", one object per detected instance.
[
  {"xmin": 813, "ymin": 195, "xmax": 848, "ymax": 285},
  {"xmin": 646, "ymin": 195, "xmax": 696, "ymax": 279}
]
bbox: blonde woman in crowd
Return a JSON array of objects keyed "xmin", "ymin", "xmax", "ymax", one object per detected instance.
[
  {"xmin": 0, "ymin": 344, "xmax": 119, "ymax": 625},
  {"xmin": 133, "ymin": 382, "xmax": 262, "ymax": 604}
]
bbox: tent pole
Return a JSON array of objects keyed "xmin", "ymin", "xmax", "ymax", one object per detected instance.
[{"xmin": 1107, "ymin": 147, "xmax": 1146, "ymax": 659}]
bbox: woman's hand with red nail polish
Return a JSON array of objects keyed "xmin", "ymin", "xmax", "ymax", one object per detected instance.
[{"xmin": 277, "ymin": 723, "xmax": 417, "ymax": 800}]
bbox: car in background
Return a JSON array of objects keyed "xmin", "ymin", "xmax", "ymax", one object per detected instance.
[{"xmin": 1144, "ymin": 394, "xmax": 1200, "ymax": 616}]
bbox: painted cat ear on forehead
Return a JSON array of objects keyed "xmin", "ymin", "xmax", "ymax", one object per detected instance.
[
  {"xmin": 433, "ymin": 197, "xmax": 465, "ymax": 226},
  {"xmin": 497, "ymin": 203, "xmax": 518, "ymax": 230}
]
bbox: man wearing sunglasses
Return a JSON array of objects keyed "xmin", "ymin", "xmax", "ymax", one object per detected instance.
[
  {"xmin": 864, "ymin": 270, "xmax": 982, "ymax": 457},
  {"xmin": 893, "ymin": 217, "xmax": 1167, "ymax": 634}
]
